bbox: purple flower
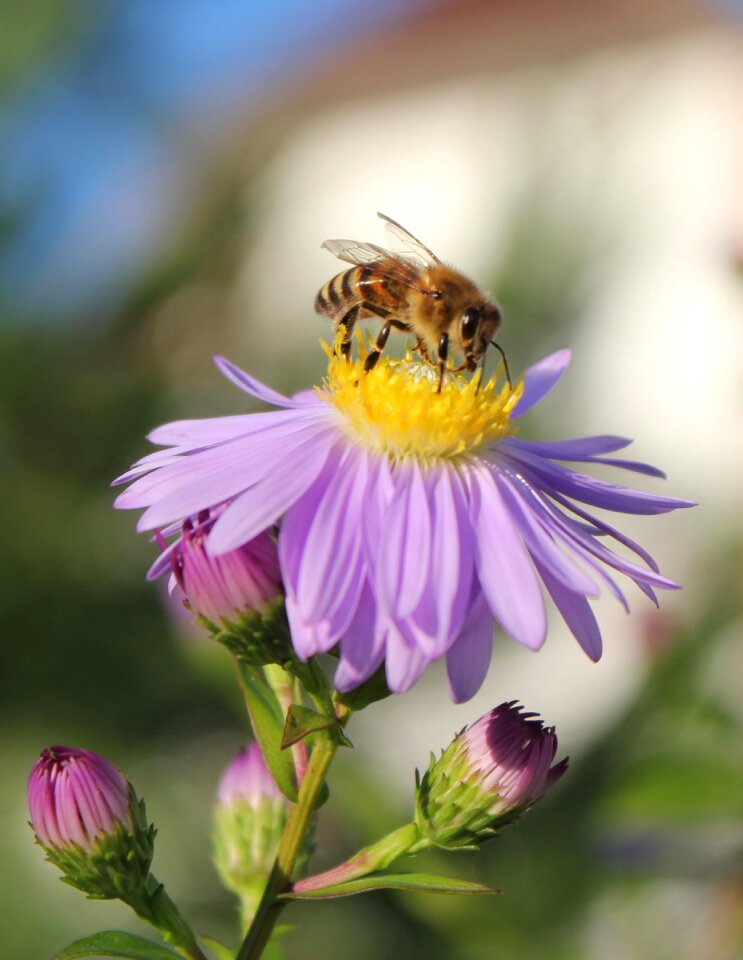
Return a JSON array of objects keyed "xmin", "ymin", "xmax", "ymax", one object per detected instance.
[
  {"xmin": 415, "ymin": 701, "xmax": 568, "ymax": 848},
  {"xmin": 165, "ymin": 510, "xmax": 282, "ymax": 626},
  {"xmin": 115, "ymin": 345, "xmax": 693, "ymax": 701},
  {"xmin": 28, "ymin": 746, "xmax": 131, "ymax": 851}
]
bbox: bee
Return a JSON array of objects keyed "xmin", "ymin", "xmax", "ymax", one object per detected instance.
[{"xmin": 315, "ymin": 212, "xmax": 509, "ymax": 391}]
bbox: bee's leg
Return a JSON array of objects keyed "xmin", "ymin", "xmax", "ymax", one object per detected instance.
[
  {"xmin": 364, "ymin": 318, "xmax": 408, "ymax": 372},
  {"xmin": 436, "ymin": 333, "xmax": 449, "ymax": 393},
  {"xmin": 337, "ymin": 304, "xmax": 363, "ymax": 360}
]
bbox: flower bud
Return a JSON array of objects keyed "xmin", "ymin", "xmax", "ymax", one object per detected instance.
[
  {"xmin": 213, "ymin": 743, "xmax": 290, "ymax": 924},
  {"xmin": 28, "ymin": 746, "xmax": 154, "ymax": 899},
  {"xmin": 166, "ymin": 511, "xmax": 292, "ymax": 665},
  {"xmin": 414, "ymin": 701, "xmax": 568, "ymax": 849}
]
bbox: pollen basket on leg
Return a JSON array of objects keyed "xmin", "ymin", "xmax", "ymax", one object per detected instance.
[{"xmin": 319, "ymin": 340, "xmax": 523, "ymax": 462}]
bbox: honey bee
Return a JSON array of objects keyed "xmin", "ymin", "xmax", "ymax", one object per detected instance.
[{"xmin": 315, "ymin": 212, "xmax": 509, "ymax": 391}]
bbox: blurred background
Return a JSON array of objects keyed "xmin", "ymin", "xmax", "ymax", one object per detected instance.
[{"xmin": 2, "ymin": 1, "xmax": 742, "ymax": 957}]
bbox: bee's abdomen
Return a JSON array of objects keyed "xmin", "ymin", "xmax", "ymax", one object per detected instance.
[{"xmin": 315, "ymin": 268, "xmax": 359, "ymax": 320}]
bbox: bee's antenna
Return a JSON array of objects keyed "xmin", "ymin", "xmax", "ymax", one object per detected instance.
[{"xmin": 490, "ymin": 341, "xmax": 511, "ymax": 387}]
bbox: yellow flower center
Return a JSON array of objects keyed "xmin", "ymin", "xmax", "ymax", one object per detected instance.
[{"xmin": 319, "ymin": 337, "xmax": 523, "ymax": 462}]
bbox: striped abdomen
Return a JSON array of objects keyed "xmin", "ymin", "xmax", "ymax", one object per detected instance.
[{"xmin": 315, "ymin": 261, "xmax": 413, "ymax": 323}]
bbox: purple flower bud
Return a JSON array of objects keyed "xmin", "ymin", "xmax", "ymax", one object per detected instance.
[
  {"xmin": 415, "ymin": 701, "xmax": 568, "ymax": 848},
  {"xmin": 27, "ymin": 746, "xmax": 154, "ymax": 900},
  {"xmin": 213, "ymin": 744, "xmax": 292, "ymax": 923},
  {"xmin": 216, "ymin": 742, "xmax": 283, "ymax": 810},
  {"xmin": 171, "ymin": 511, "xmax": 282, "ymax": 626},
  {"xmin": 457, "ymin": 701, "xmax": 568, "ymax": 813},
  {"xmin": 28, "ymin": 746, "xmax": 130, "ymax": 851}
]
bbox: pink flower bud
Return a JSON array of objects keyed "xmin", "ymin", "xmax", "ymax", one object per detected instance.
[
  {"xmin": 28, "ymin": 746, "xmax": 131, "ymax": 851},
  {"xmin": 415, "ymin": 701, "xmax": 568, "ymax": 848},
  {"xmin": 171, "ymin": 512, "xmax": 282, "ymax": 626},
  {"xmin": 216, "ymin": 742, "xmax": 283, "ymax": 810}
]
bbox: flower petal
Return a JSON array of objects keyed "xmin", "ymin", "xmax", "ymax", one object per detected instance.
[
  {"xmin": 496, "ymin": 473, "xmax": 599, "ymax": 597},
  {"xmin": 511, "ymin": 348, "xmax": 571, "ymax": 419},
  {"xmin": 446, "ymin": 590, "xmax": 493, "ymax": 703},
  {"xmin": 214, "ymin": 356, "xmax": 316, "ymax": 409},
  {"xmin": 383, "ymin": 619, "xmax": 431, "ymax": 693},
  {"xmin": 533, "ymin": 557, "xmax": 602, "ymax": 661},
  {"xmin": 334, "ymin": 583, "xmax": 386, "ymax": 690},
  {"xmin": 207, "ymin": 432, "xmax": 337, "ymax": 554},
  {"xmin": 468, "ymin": 464, "xmax": 547, "ymax": 651},
  {"xmin": 293, "ymin": 448, "xmax": 368, "ymax": 621},
  {"xmin": 411, "ymin": 469, "xmax": 473, "ymax": 655},
  {"xmin": 377, "ymin": 461, "xmax": 431, "ymax": 619},
  {"xmin": 502, "ymin": 446, "xmax": 694, "ymax": 515}
]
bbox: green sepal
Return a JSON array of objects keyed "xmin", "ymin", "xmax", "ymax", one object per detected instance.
[
  {"xmin": 282, "ymin": 705, "xmax": 352, "ymax": 749},
  {"xmin": 333, "ymin": 664, "xmax": 391, "ymax": 712},
  {"xmin": 52, "ymin": 930, "xmax": 181, "ymax": 960},
  {"xmin": 280, "ymin": 872, "xmax": 500, "ymax": 900},
  {"xmin": 203, "ymin": 597, "xmax": 294, "ymax": 668},
  {"xmin": 237, "ymin": 662, "xmax": 298, "ymax": 802},
  {"xmin": 39, "ymin": 788, "xmax": 154, "ymax": 900}
]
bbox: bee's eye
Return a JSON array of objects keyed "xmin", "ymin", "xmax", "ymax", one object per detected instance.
[{"xmin": 461, "ymin": 307, "xmax": 480, "ymax": 340}]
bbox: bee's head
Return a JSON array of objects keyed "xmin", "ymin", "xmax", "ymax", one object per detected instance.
[{"xmin": 460, "ymin": 303, "xmax": 502, "ymax": 360}]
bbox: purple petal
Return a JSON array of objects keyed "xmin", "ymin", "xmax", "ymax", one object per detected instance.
[
  {"xmin": 334, "ymin": 583, "xmax": 386, "ymax": 690},
  {"xmin": 147, "ymin": 408, "xmax": 311, "ymax": 446},
  {"xmin": 383, "ymin": 619, "xmax": 431, "ymax": 693},
  {"xmin": 496, "ymin": 474, "xmax": 599, "ymax": 597},
  {"xmin": 502, "ymin": 446, "xmax": 693, "ymax": 515},
  {"xmin": 511, "ymin": 349, "xmax": 571, "ymax": 419},
  {"xmin": 533, "ymin": 557, "xmax": 602, "ymax": 660},
  {"xmin": 293, "ymin": 449, "xmax": 368, "ymax": 622},
  {"xmin": 285, "ymin": 596, "xmax": 334, "ymax": 658},
  {"xmin": 508, "ymin": 436, "xmax": 633, "ymax": 458},
  {"xmin": 377, "ymin": 462, "xmax": 431, "ymax": 619},
  {"xmin": 411, "ymin": 469, "xmax": 474, "ymax": 655},
  {"xmin": 135, "ymin": 418, "xmax": 330, "ymax": 530},
  {"xmin": 446, "ymin": 590, "xmax": 493, "ymax": 703},
  {"xmin": 547, "ymin": 487, "xmax": 661, "ymax": 573},
  {"xmin": 118, "ymin": 410, "xmax": 323, "ymax": 514},
  {"xmin": 207, "ymin": 433, "xmax": 337, "ymax": 554},
  {"xmin": 507, "ymin": 437, "xmax": 667, "ymax": 478},
  {"xmin": 518, "ymin": 479, "xmax": 679, "ymax": 590},
  {"xmin": 468, "ymin": 464, "xmax": 547, "ymax": 651},
  {"xmin": 362, "ymin": 455, "xmax": 393, "ymax": 565},
  {"xmin": 214, "ymin": 356, "xmax": 312, "ymax": 409}
]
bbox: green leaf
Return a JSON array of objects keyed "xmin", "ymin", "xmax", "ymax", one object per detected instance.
[
  {"xmin": 199, "ymin": 936, "xmax": 234, "ymax": 960},
  {"xmin": 280, "ymin": 872, "xmax": 500, "ymax": 900},
  {"xmin": 282, "ymin": 704, "xmax": 351, "ymax": 749},
  {"xmin": 53, "ymin": 930, "xmax": 182, "ymax": 960},
  {"xmin": 238, "ymin": 662, "xmax": 298, "ymax": 802}
]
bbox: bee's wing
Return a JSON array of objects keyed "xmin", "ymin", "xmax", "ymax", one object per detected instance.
[
  {"xmin": 321, "ymin": 239, "xmax": 393, "ymax": 266},
  {"xmin": 377, "ymin": 212, "xmax": 441, "ymax": 266},
  {"xmin": 321, "ymin": 238, "xmax": 431, "ymax": 293}
]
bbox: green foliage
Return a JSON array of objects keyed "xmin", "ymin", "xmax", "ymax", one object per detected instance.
[{"xmin": 53, "ymin": 930, "xmax": 181, "ymax": 960}]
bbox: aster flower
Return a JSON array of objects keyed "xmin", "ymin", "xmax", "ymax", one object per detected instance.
[
  {"xmin": 28, "ymin": 745, "xmax": 153, "ymax": 899},
  {"xmin": 115, "ymin": 343, "xmax": 692, "ymax": 701},
  {"xmin": 414, "ymin": 701, "xmax": 568, "ymax": 848}
]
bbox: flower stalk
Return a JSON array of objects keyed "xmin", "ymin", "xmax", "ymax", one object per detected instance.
[{"xmin": 236, "ymin": 735, "xmax": 340, "ymax": 960}]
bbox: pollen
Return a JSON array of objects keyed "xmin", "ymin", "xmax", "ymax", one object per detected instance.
[{"xmin": 319, "ymin": 336, "xmax": 523, "ymax": 462}]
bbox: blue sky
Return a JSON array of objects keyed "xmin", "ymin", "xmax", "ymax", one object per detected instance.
[{"xmin": 0, "ymin": 0, "xmax": 418, "ymax": 323}]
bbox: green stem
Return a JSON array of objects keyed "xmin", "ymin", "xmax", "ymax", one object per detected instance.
[
  {"xmin": 292, "ymin": 822, "xmax": 421, "ymax": 892},
  {"xmin": 236, "ymin": 736, "xmax": 339, "ymax": 960},
  {"xmin": 126, "ymin": 874, "xmax": 208, "ymax": 960}
]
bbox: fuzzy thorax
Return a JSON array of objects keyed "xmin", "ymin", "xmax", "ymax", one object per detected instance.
[{"xmin": 321, "ymin": 340, "xmax": 522, "ymax": 462}]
